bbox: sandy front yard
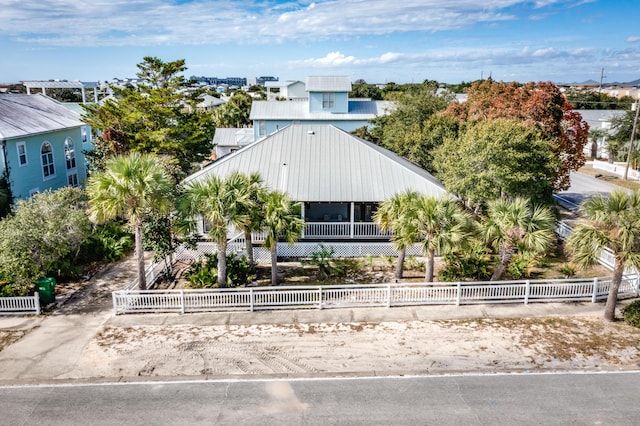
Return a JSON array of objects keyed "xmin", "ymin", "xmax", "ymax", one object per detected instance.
[{"xmin": 70, "ymin": 316, "xmax": 640, "ymax": 379}]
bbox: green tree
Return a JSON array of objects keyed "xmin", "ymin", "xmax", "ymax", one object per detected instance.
[
  {"xmin": 82, "ymin": 56, "xmax": 216, "ymax": 176},
  {"xmin": 178, "ymin": 172, "xmax": 252, "ymax": 287},
  {"xmin": 0, "ymin": 187, "xmax": 91, "ymax": 290},
  {"xmin": 482, "ymin": 197, "xmax": 555, "ymax": 281},
  {"xmin": 373, "ymin": 191, "xmax": 421, "ymax": 279},
  {"xmin": 369, "ymin": 83, "xmax": 453, "ymax": 171},
  {"xmin": 445, "ymin": 80, "xmax": 589, "ymax": 191},
  {"xmin": 413, "ymin": 196, "xmax": 474, "ymax": 282},
  {"xmin": 213, "ymin": 90, "xmax": 253, "ymax": 128},
  {"xmin": 566, "ymin": 190, "xmax": 640, "ymax": 321},
  {"xmin": 262, "ymin": 191, "xmax": 304, "ymax": 285},
  {"xmin": 87, "ymin": 153, "xmax": 174, "ymax": 290},
  {"xmin": 433, "ymin": 119, "xmax": 560, "ymax": 209},
  {"xmin": 350, "ymin": 83, "xmax": 383, "ymax": 100},
  {"xmin": 233, "ymin": 173, "xmax": 267, "ymax": 269}
]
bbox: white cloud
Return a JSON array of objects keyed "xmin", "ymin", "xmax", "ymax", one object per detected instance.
[
  {"xmin": 626, "ymin": 36, "xmax": 640, "ymax": 43},
  {"xmin": 0, "ymin": 0, "xmax": 578, "ymax": 47}
]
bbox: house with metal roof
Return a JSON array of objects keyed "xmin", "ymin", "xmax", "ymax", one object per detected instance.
[
  {"xmin": 0, "ymin": 94, "xmax": 90, "ymax": 200},
  {"xmin": 250, "ymin": 76, "xmax": 393, "ymax": 140},
  {"xmin": 576, "ymin": 109, "xmax": 626, "ymax": 159},
  {"xmin": 186, "ymin": 124, "xmax": 447, "ymax": 252},
  {"xmin": 265, "ymin": 80, "xmax": 306, "ymax": 101}
]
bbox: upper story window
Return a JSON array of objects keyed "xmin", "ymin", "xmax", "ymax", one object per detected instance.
[
  {"xmin": 322, "ymin": 92, "xmax": 335, "ymax": 109},
  {"xmin": 41, "ymin": 142, "xmax": 55, "ymax": 179},
  {"xmin": 65, "ymin": 138, "xmax": 76, "ymax": 170},
  {"xmin": 81, "ymin": 126, "xmax": 88, "ymax": 143},
  {"xmin": 17, "ymin": 142, "xmax": 27, "ymax": 166}
]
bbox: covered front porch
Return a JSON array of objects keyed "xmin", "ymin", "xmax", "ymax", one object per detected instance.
[{"xmin": 301, "ymin": 202, "xmax": 389, "ymax": 240}]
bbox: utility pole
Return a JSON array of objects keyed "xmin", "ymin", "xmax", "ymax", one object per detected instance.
[
  {"xmin": 599, "ymin": 68, "xmax": 606, "ymax": 93},
  {"xmin": 623, "ymin": 101, "xmax": 640, "ymax": 180}
]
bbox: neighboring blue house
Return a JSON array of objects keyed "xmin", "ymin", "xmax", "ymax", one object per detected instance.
[
  {"xmin": 0, "ymin": 94, "xmax": 91, "ymax": 200},
  {"xmin": 249, "ymin": 76, "xmax": 392, "ymax": 140}
]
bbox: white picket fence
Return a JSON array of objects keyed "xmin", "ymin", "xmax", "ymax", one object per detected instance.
[
  {"xmin": 0, "ymin": 292, "xmax": 41, "ymax": 315},
  {"xmin": 112, "ymin": 275, "xmax": 639, "ymax": 314}
]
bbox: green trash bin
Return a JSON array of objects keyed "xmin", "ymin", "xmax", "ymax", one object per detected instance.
[{"xmin": 36, "ymin": 277, "xmax": 56, "ymax": 305}]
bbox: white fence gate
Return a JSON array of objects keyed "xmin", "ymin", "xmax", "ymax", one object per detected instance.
[{"xmin": 0, "ymin": 292, "xmax": 41, "ymax": 315}]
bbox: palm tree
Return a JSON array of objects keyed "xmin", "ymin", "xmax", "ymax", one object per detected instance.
[
  {"xmin": 413, "ymin": 196, "xmax": 474, "ymax": 282},
  {"xmin": 262, "ymin": 191, "xmax": 304, "ymax": 285},
  {"xmin": 233, "ymin": 172, "xmax": 267, "ymax": 270},
  {"xmin": 566, "ymin": 190, "xmax": 640, "ymax": 321},
  {"xmin": 87, "ymin": 152, "xmax": 174, "ymax": 290},
  {"xmin": 374, "ymin": 191, "xmax": 421, "ymax": 279},
  {"xmin": 178, "ymin": 172, "xmax": 252, "ymax": 287},
  {"xmin": 482, "ymin": 197, "xmax": 555, "ymax": 281}
]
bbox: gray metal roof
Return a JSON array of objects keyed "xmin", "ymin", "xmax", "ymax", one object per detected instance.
[
  {"xmin": 575, "ymin": 109, "xmax": 625, "ymax": 131},
  {"xmin": 249, "ymin": 100, "xmax": 393, "ymax": 121},
  {"xmin": 0, "ymin": 94, "xmax": 84, "ymax": 140},
  {"xmin": 22, "ymin": 80, "xmax": 99, "ymax": 89},
  {"xmin": 212, "ymin": 128, "xmax": 254, "ymax": 147},
  {"xmin": 306, "ymin": 76, "xmax": 352, "ymax": 92},
  {"xmin": 186, "ymin": 124, "xmax": 447, "ymax": 202}
]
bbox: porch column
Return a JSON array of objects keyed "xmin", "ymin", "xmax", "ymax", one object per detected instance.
[
  {"xmin": 301, "ymin": 202, "xmax": 305, "ymax": 238},
  {"xmin": 81, "ymin": 87, "xmax": 87, "ymax": 103},
  {"xmin": 350, "ymin": 202, "xmax": 355, "ymax": 238}
]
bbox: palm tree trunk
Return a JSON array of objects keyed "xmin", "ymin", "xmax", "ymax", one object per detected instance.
[
  {"xmin": 425, "ymin": 248, "xmax": 436, "ymax": 282},
  {"xmin": 135, "ymin": 224, "xmax": 146, "ymax": 290},
  {"xmin": 244, "ymin": 230, "xmax": 255, "ymax": 270},
  {"xmin": 217, "ymin": 238, "xmax": 228, "ymax": 287},
  {"xmin": 394, "ymin": 248, "xmax": 406, "ymax": 280},
  {"xmin": 270, "ymin": 243, "xmax": 278, "ymax": 285},
  {"xmin": 491, "ymin": 245, "xmax": 512, "ymax": 281},
  {"xmin": 604, "ymin": 258, "xmax": 625, "ymax": 322}
]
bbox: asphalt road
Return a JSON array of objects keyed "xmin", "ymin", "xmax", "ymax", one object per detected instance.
[
  {"xmin": 557, "ymin": 171, "xmax": 632, "ymax": 210},
  {"xmin": 2, "ymin": 371, "xmax": 639, "ymax": 425}
]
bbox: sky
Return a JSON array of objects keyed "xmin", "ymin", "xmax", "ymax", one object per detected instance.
[{"xmin": 1, "ymin": 0, "xmax": 639, "ymax": 85}]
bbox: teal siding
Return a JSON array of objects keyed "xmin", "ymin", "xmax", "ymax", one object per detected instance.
[{"xmin": 4, "ymin": 127, "xmax": 88, "ymax": 199}]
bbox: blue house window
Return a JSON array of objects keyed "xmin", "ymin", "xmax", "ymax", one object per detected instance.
[
  {"xmin": 322, "ymin": 92, "xmax": 335, "ymax": 109},
  {"xmin": 17, "ymin": 142, "xmax": 27, "ymax": 166},
  {"xmin": 41, "ymin": 142, "xmax": 55, "ymax": 179},
  {"xmin": 65, "ymin": 138, "xmax": 76, "ymax": 170}
]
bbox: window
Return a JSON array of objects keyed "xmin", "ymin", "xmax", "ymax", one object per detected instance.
[
  {"xmin": 81, "ymin": 126, "xmax": 88, "ymax": 143},
  {"xmin": 65, "ymin": 138, "xmax": 76, "ymax": 170},
  {"xmin": 29, "ymin": 188, "xmax": 39, "ymax": 198},
  {"xmin": 41, "ymin": 142, "xmax": 55, "ymax": 179},
  {"xmin": 67, "ymin": 173, "xmax": 79, "ymax": 187},
  {"xmin": 17, "ymin": 142, "xmax": 27, "ymax": 166},
  {"xmin": 322, "ymin": 92, "xmax": 335, "ymax": 109},
  {"xmin": 257, "ymin": 120, "xmax": 266, "ymax": 137}
]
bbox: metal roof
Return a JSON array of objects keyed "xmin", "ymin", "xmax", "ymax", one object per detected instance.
[
  {"xmin": 186, "ymin": 124, "xmax": 447, "ymax": 202},
  {"xmin": 0, "ymin": 94, "xmax": 84, "ymax": 140},
  {"xmin": 306, "ymin": 76, "xmax": 352, "ymax": 92},
  {"xmin": 212, "ymin": 128, "xmax": 254, "ymax": 147},
  {"xmin": 22, "ymin": 80, "xmax": 99, "ymax": 89},
  {"xmin": 249, "ymin": 100, "xmax": 393, "ymax": 121},
  {"xmin": 575, "ymin": 109, "xmax": 625, "ymax": 130}
]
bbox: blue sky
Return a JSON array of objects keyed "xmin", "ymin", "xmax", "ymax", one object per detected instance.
[{"xmin": 1, "ymin": 0, "xmax": 639, "ymax": 84}]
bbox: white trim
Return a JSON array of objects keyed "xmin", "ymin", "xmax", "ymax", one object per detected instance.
[{"xmin": 40, "ymin": 141, "xmax": 56, "ymax": 181}]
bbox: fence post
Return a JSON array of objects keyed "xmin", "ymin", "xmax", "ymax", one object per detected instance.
[
  {"xmin": 250, "ymin": 289, "xmax": 254, "ymax": 312},
  {"xmin": 180, "ymin": 290, "xmax": 185, "ymax": 314},
  {"xmin": 635, "ymin": 274, "xmax": 640, "ymax": 297},
  {"xmin": 591, "ymin": 278, "xmax": 599, "ymax": 303},
  {"xmin": 456, "ymin": 282, "xmax": 462, "ymax": 306},
  {"xmin": 318, "ymin": 287, "xmax": 323, "ymax": 310},
  {"xmin": 112, "ymin": 291, "xmax": 117, "ymax": 314},
  {"xmin": 524, "ymin": 280, "xmax": 530, "ymax": 305},
  {"xmin": 34, "ymin": 291, "xmax": 41, "ymax": 315},
  {"xmin": 387, "ymin": 284, "xmax": 392, "ymax": 308}
]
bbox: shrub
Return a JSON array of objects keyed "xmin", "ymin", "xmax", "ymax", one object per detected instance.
[
  {"xmin": 86, "ymin": 222, "xmax": 134, "ymax": 262},
  {"xmin": 507, "ymin": 252, "xmax": 541, "ymax": 279},
  {"xmin": 185, "ymin": 253, "xmax": 254, "ymax": 288},
  {"xmin": 405, "ymin": 256, "xmax": 425, "ymax": 271},
  {"xmin": 304, "ymin": 244, "xmax": 344, "ymax": 279},
  {"xmin": 0, "ymin": 271, "xmax": 30, "ymax": 297},
  {"xmin": 623, "ymin": 300, "xmax": 640, "ymax": 328},
  {"xmin": 439, "ymin": 243, "xmax": 493, "ymax": 281},
  {"xmin": 558, "ymin": 263, "xmax": 577, "ymax": 278}
]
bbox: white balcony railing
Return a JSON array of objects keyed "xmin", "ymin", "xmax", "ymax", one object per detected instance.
[{"xmin": 303, "ymin": 222, "xmax": 390, "ymax": 239}]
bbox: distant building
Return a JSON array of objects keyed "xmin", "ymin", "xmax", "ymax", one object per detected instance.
[
  {"xmin": 189, "ymin": 76, "xmax": 248, "ymax": 87},
  {"xmin": 256, "ymin": 76, "xmax": 279, "ymax": 86}
]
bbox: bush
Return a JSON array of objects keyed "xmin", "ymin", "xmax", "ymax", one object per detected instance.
[
  {"xmin": 185, "ymin": 252, "xmax": 254, "ymax": 288},
  {"xmin": 0, "ymin": 271, "xmax": 30, "ymax": 297},
  {"xmin": 439, "ymin": 243, "xmax": 493, "ymax": 281},
  {"xmin": 85, "ymin": 222, "xmax": 134, "ymax": 262},
  {"xmin": 623, "ymin": 300, "xmax": 640, "ymax": 328},
  {"xmin": 304, "ymin": 244, "xmax": 344, "ymax": 279}
]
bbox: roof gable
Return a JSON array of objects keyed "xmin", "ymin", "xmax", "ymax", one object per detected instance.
[
  {"xmin": 0, "ymin": 94, "xmax": 84, "ymax": 140},
  {"xmin": 186, "ymin": 124, "xmax": 447, "ymax": 202}
]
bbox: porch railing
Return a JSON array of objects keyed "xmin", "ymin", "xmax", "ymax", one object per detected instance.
[{"xmin": 304, "ymin": 222, "xmax": 390, "ymax": 239}]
